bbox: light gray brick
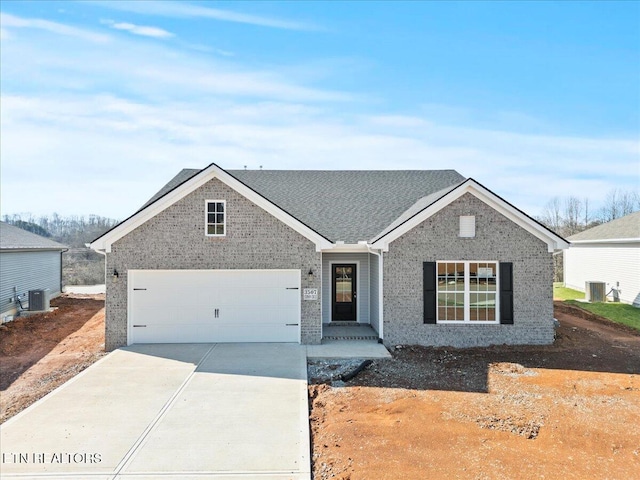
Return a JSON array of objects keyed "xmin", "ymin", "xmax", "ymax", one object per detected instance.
[
  {"xmin": 382, "ymin": 193, "xmax": 554, "ymax": 348},
  {"xmin": 105, "ymin": 178, "xmax": 321, "ymax": 350}
]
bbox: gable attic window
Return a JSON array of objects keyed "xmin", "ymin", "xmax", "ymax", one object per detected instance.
[
  {"xmin": 459, "ymin": 215, "xmax": 475, "ymax": 238},
  {"xmin": 206, "ymin": 200, "xmax": 226, "ymax": 236}
]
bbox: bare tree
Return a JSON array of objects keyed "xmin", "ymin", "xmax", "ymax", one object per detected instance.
[
  {"xmin": 599, "ymin": 188, "xmax": 640, "ymax": 222},
  {"xmin": 620, "ymin": 190, "xmax": 640, "ymax": 216},
  {"xmin": 600, "ymin": 189, "xmax": 619, "ymax": 222},
  {"xmin": 536, "ymin": 189, "xmax": 639, "ymax": 282},
  {"xmin": 563, "ymin": 196, "xmax": 583, "ymax": 236},
  {"xmin": 540, "ymin": 197, "xmax": 563, "ymax": 233},
  {"xmin": 583, "ymin": 197, "xmax": 590, "ymax": 228}
]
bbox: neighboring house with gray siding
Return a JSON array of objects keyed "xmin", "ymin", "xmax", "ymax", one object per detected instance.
[
  {"xmin": 0, "ymin": 222, "xmax": 67, "ymax": 320},
  {"xmin": 564, "ymin": 211, "xmax": 640, "ymax": 306},
  {"xmin": 91, "ymin": 164, "xmax": 568, "ymax": 350}
]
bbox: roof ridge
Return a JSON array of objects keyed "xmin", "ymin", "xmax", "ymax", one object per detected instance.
[{"xmin": 107, "ymin": 165, "xmax": 469, "ymax": 245}]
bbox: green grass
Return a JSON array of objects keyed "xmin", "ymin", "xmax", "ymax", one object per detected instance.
[
  {"xmin": 565, "ymin": 300, "xmax": 640, "ymax": 331},
  {"xmin": 553, "ymin": 283, "xmax": 584, "ymax": 301},
  {"xmin": 553, "ymin": 282, "xmax": 640, "ymax": 331}
]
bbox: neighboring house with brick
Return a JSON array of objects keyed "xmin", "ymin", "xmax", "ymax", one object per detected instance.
[
  {"xmin": 564, "ymin": 211, "xmax": 640, "ymax": 307},
  {"xmin": 91, "ymin": 163, "xmax": 568, "ymax": 350},
  {"xmin": 0, "ymin": 222, "xmax": 67, "ymax": 320}
]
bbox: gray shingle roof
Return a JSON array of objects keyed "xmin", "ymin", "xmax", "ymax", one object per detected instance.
[
  {"xmin": 142, "ymin": 168, "xmax": 466, "ymax": 243},
  {"xmin": 0, "ymin": 222, "xmax": 67, "ymax": 250},
  {"xmin": 567, "ymin": 211, "xmax": 640, "ymax": 241},
  {"xmin": 371, "ymin": 183, "xmax": 464, "ymax": 241}
]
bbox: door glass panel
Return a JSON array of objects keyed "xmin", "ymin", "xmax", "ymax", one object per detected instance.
[{"xmin": 335, "ymin": 266, "xmax": 353, "ymax": 303}]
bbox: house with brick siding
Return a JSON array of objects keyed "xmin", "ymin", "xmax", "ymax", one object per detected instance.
[{"xmin": 91, "ymin": 163, "xmax": 568, "ymax": 350}]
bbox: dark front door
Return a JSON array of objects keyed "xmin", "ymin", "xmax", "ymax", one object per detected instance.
[{"xmin": 332, "ymin": 264, "xmax": 357, "ymax": 321}]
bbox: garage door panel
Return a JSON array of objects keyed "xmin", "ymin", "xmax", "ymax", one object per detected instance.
[
  {"xmin": 134, "ymin": 324, "xmax": 208, "ymax": 344},
  {"xmin": 129, "ymin": 270, "xmax": 300, "ymax": 344},
  {"xmin": 132, "ymin": 271, "xmax": 223, "ymax": 308},
  {"xmin": 220, "ymin": 305, "xmax": 287, "ymax": 324},
  {"xmin": 217, "ymin": 288, "xmax": 296, "ymax": 307},
  {"xmin": 214, "ymin": 324, "xmax": 298, "ymax": 343}
]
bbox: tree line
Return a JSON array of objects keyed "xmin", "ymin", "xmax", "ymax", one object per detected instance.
[
  {"xmin": 535, "ymin": 188, "xmax": 639, "ymax": 282},
  {"xmin": 3, "ymin": 213, "xmax": 119, "ymax": 286},
  {"xmin": 3, "ymin": 188, "xmax": 638, "ymax": 285},
  {"xmin": 2, "ymin": 213, "xmax": 118, "ymax": 248},
  {"xmin": 537, "ymin": 188, "xmax": 640, "ymax": 238}
]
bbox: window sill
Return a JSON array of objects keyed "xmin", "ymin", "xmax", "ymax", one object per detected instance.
[{"xmin": 435, "ymin": 321, "xmax": 500, "ymax": 325}]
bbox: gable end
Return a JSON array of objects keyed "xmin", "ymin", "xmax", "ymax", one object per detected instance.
[{"xmin": 91, "ymin": 163, "xmax": 333, "ymax": 253}]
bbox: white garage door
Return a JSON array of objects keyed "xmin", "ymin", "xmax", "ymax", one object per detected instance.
[{"xmin": 128, "ymin": 269, "xmax": 301, "ymax": 344}]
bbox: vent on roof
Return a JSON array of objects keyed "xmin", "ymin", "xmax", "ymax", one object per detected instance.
[{"xmin": 459, "ymin": 216, "xmax": 475, "ymax": 238}]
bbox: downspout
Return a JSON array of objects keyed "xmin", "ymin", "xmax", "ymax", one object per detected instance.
[
  {"xmin": 366, "ymin": 245, "xmax": 384, "ymax": 343},
  {"xmin": 60, "ymin": 248, "xmax": 68, "ymax": 294}
]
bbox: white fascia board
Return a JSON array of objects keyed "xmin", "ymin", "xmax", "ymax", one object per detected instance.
[
  {"xmin": 371, "ymin": 180, "xmax": 569, "ymax": 253},
  {"xmin": 465, "ymin": 182, "xmax": 569, "ymax": 252},
  {"xmin": 321, "ymin": 243, "xmax": 372, "ymax": 253},
  {"xmin": 569, "ymin": 238, "xmax": 640, "ymax": 245},
  {"xmin": 90, "ymin": 164, "xmax": 332, "ymax": 252}
]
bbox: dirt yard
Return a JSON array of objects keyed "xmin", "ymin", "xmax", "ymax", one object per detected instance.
[
  {"xmin": 2, "ymin": 296, "xmax": 639, "ymax": 478},
  {"xmin": 0, "ymin": 294, "xmax": 106, "ymax": 423},
  {"xmin": 309, "ymin": 304, "xmax": 640, "ymax": 480}
]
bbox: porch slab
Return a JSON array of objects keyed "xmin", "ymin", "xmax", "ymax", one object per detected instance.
[
  {"xmin": 306, "ymin": 340, "xmax": 391, "ymax": 359},
  {"xmin": 322, "ymin": 324, "xmax": 378, "ymax": 340}
]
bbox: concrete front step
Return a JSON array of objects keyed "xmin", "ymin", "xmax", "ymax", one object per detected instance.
[
  {"xmin": 322, "ymin": 324, "xmax": 379, "ymax": 341},
  {"xmin": 323, "ymin": 335, "xmax": 379, "ymax": 340}
]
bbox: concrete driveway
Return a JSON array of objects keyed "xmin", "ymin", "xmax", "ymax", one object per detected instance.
[{"xmin": 0, "ymin": 343, "xmax": 310, "ymax": 479}]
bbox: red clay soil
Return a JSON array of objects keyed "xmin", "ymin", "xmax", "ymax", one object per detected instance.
[
  {"xmin": 0, "ymin": 295, "xmax": 106, "ymax": 423},
  {"xmin": 2, "ymin": 295, "xmax": 639, "ymax": 478},
  {"xmin": 309, "ymin": 304, "xmax": 640, "ymax": 480}
]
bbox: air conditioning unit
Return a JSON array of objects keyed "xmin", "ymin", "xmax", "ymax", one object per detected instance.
[
  {"xmin": 585, "ymin": 281, "xmax": 606, "ymax": 303},
  {"xmin": 29, "ymin": 289, "xmax": 50, "ymax": 311}
]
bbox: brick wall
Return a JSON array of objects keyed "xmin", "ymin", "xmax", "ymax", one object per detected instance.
[
  {"xmin": 105, "ymin": 177, "xmax": 322, "ymax": 350},
  {"xmin": 383, "ymin": 193, "xmax": 554, "ymax": 348}
]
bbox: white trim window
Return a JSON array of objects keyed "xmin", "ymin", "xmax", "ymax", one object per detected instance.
[
  {"xmin": 437, "ymin": 261, "xmax": 498, "ymax": 323},
  {"xmin": 205, "ymin": 200, "xmax": 226, "ymax": 236}
]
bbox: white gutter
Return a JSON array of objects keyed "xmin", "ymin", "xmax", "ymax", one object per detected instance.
[
  {"xmin": 366, "ymin": 244, "xmax": 384, "ymax": 342},
  {"xmin": 322, "ymin": 242, "xmax": 371, "ymax": 252},
  {"xmin": 568, "ymin": 238, "xmax": 640, "ymax": 245}
]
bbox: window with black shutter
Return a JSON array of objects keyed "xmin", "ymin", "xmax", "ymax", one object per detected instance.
[{"xmin": 424, "ymin": 261, "xmax": 510, "ymax": 324}]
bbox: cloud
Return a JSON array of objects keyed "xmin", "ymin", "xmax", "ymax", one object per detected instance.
[
  {"xmin": 1, "ymin": 17, "xmax": 348, "ymax": 103},
  {"xmin": 2, "ymin": 93, "xmax": 638, "ymax": 220},
  {"xmin": 1, "ymin": 13, "xmax": 637, "ymax": 221},
  {"xmin": 88, "ymin": 0, "xmax": 319, "ymax": 31},
  {"xmin": 102, "ymin": 19, "xmax": 174, "ymax": 38},
  {"xmin": 0, "ymin": 12, "xmax": 110, "ymax": 43}
]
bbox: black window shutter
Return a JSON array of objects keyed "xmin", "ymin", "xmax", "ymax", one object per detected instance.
[
  {"xmin": 499, "ymin": 262, "xmax": 514, "ymax": 324},
  {"xmin": 423, "ymin": 262, "xmax": 437, "ymax": 324}
]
